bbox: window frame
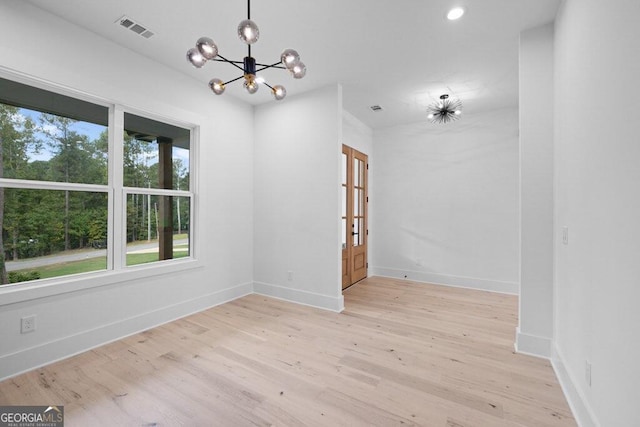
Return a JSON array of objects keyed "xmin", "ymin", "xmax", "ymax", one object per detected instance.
[{"xmin": 0, "ymin": 69, "xmax": 200, "ymax": 304}]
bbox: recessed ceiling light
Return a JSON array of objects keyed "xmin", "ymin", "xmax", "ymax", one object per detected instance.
[{"xmin": 447, "ymin": 7, "xmax": 465, "ymax": 20}]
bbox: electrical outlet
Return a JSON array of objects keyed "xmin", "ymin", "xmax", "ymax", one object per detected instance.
[
  {"xmin": 562, "ymin": 226, "xmax": 569, "ymax": 245},
  {"xmin": 287, "ymin": 271, "xmax": 293, "ymax": 281},
  {"xmin": 21, "ymin": 315, "xmax": 36, "ymax": 334},
  {"xmin": 585, "ymin": 360, "xmax": 592, "ymax": 386}
]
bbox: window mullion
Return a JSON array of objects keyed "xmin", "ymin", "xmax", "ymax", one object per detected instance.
[
  {"xmin": 110, "ymin": 105, "xmax": 125, "ymax": 271},
  {"xmin": 122, "ymin": 187, "xmax": 191, "ymax": 197},
  {"xmin": 190, "ymin": 126, "xmax": 199, "ymax": 259},
  {"xmin": 0, "ymin": 178, "xmax": 108, "ymax": 193}
]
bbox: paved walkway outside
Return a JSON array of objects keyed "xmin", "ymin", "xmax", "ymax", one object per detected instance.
[{"xmin": 5, "ymin": 239, "xmax": 188, "ymax": 272}]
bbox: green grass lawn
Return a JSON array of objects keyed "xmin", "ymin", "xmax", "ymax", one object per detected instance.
[
  {"xmin": 126, "ymin": 245, "xmax": 189, "ymax": 266},
  {"xmin": 126, "ymin": 233, "xmax": 189, "ymax": 247},
  {"xmin": 32, "ymin": 257, "xmax": 108, "ymax": 280},
  {"xmin": 9, "ymin": 242, "xmax": 190, "ymax": 282}
]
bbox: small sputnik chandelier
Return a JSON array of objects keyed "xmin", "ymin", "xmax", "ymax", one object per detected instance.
[
  {"xmin": 186, "ymin": 0, "xmax": 306, "ymax": 101},
  {"xmin": 427, "ymin": 94, "xmax": 462, "ymax": 123}
]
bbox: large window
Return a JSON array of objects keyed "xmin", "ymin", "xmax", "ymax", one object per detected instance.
[{"xmin": 0, "ymin": 77, "xmax": 194, "ymax": 286}]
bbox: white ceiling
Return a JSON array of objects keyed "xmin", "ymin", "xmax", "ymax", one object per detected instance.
[{"xmin": 26, "ymin": 0, "xmax": 560, "ymax": 129}]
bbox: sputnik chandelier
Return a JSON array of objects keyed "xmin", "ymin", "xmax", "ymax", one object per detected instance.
[
  {"xmin": 186, "ymin": 0, "xmax": 306, "ymax": 101},
  {"xmin": 427, "ymin": 94, "xmax": 462, "ymax": 123}
]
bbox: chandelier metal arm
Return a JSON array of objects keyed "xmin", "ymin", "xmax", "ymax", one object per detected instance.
[
  {"xmin": 255, "ymin": 62, "xmax": 286, "ymax": 71},
  {"xmin": 222, "ymin": 74, "xmax": 276, "ymax": 90},
  {"xmin": 222, "ymin": 75, "xmax": 247, "ymax": 86},
  {"xmin": 211, "ymin": 57, "xmax": 285, "ymax": 71},
  {"xmin": 213, "ymin": 54, "xmax": 246, "ymax": 73},
  {"xmin": 211, "ymin": 58, "xmax": 244, "ymax": 65}
]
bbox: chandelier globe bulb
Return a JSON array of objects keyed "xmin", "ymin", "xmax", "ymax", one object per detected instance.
[
  {"xmin": 209, "ymin": 78, "xmax": 225, "ymax": 95},
  {"xmin": 186, "ymin": 48, "xmax": 206, "ymax": 68},
  {"xmin": 197, "ymin": 37, "xmax": 218, "ymax": 60},
  {"xmin": 280, "ymin": 49, "xmax": 300, "ymax": 70},
  {"xmin": 244, "ymin": 77, "xmax": 259, "ymax": 94},
  {"xmin": 272, "ymin": 85, "xmax": 287, "ymax": 100},
  {"xmin": 291, "ymin": 62, "xmax": 306, "ymax": 79},
  {"xmin": 238, "ymin": 19, "xmax": 260, "ymax": 44}
]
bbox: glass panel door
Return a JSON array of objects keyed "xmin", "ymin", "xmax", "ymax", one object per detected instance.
[{"xmin": 342, "ymin": 145, "xmax": 368, "ymax": 290}]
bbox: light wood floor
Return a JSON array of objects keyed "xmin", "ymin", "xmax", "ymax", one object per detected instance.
[{"xmin": 0, "ymin": 277, "xmax": 576, "ymax": 426}]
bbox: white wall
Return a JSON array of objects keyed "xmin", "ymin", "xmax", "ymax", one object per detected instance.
[
  {"xmin": 253, "ymin": 85, "xmax": 344, "ymax": 311},
  {"xmin": 371, "ymin": 110, "xmax": 520, "ymax": 294},
  {"xmin": 342, "ymin": 110, "xmax": 373, "ymax": 155},
  {"xmin": 0, "ymin": 1, "xmax": 254, "ymax": 380},
  {"xmin": 553, "ymin": 0, "xmax": 640, "ymax": 425},
  {"xmin": 517, "ymin": 24, "xmax": 555, "ymax": 357}
]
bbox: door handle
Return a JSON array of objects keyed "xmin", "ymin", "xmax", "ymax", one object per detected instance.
[{"xmin": 352, "ymin": 232, "xmax": 358, "ymax": 236}]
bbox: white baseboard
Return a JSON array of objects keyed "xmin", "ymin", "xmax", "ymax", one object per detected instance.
[
  {"xmin": 370, "ymin": 266, "xmax": 519, "ymax": 295},
  {"xmin": 253, "ymin": 281, "xmax": 344, "ymax": 312},
  {"xmin": 0, "ymin": 282, "xmax": 253, "ymax": 382},
  {"xmin": 551, "ymin": 345, "xmax": 600, "ymax": 427},
  {"xmin": 514, "ymin": 327, "xmax": 551, "ymax": 358}
]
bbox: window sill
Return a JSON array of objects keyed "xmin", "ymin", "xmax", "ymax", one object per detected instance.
[{"xmin": 0, "ymin": 258, "xmax": 203, "ymax": 307}]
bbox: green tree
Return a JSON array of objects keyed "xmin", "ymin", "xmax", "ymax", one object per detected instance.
[
  {"xmin": 41, "ymin": 114, "xmax": 107, "ymax": 250},
  {"xmin": 173, "ymin": 158, "xmax": 189, "ymax": 235},
  {"xmin": 0, "ymin": 104, "xmax": 37, "ymax": 283},
  {"xmin": 124, "ymin": 134, "xmax": 156, "ymax": 242}
]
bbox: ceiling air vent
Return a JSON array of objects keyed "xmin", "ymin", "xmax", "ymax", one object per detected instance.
[
  {"xmin": 116, "ymin": 15, "xmax": 154, "ymax": 39},
  {"xmin": 370, "ymin": 105, "xmax": 383, "ymax": 112}
]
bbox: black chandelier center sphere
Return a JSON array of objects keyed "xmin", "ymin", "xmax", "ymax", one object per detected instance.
[
  {"xmin": 427, "ymin": 94, "xmax": 463, "ymax": 124},
  {"xmin": 186, "ymin": 0, "xmax": 305, "ymax": 101}
]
